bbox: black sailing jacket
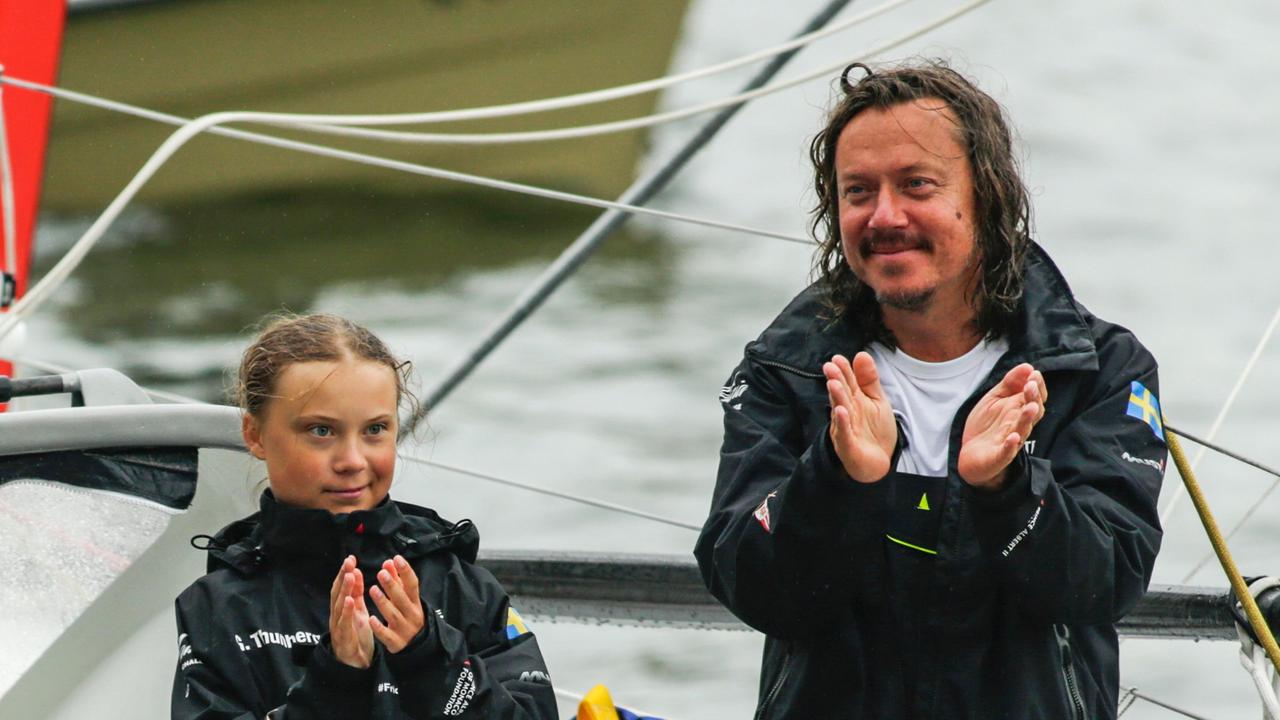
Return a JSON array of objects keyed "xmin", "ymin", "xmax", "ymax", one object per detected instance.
[
  {"xmin": 695, "ymin": 244, "xmax": 1166, "ymax": 719},
  {"xmin": 172, "ymin": 492, "xmax": 557, "ymax": 719}
]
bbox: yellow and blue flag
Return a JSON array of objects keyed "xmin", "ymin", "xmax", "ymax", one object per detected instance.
[
  {"xmin": 1126, "ymin": 381, "xmax": 1164, "ymax": 441},
  {"xmin": 505, "ymin": 606, "xmax": 530, "ymax": 640}
]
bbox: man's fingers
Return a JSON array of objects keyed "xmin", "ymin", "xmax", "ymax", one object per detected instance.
[
  {"xmin": 851, "ymin": 352, "xmax": 884, "ymax": 399},
  {"xmin": 997, "ymin": 363, "xmax": 1035, "ymax": 396},
  {"xmin": 833, "ymin": 355, "xmax": 858, "ymax": 398}
]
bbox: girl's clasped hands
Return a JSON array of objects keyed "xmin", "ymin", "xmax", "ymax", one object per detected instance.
[{"xmin": 328, "ymin": 554, "xmax": 426, "ymax": 669}]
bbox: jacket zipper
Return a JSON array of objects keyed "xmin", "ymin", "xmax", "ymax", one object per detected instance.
[
  {"xmin": 752, "ymin": 357, "xmax": 824, "ymax": 379},
  {"xmin": 1055, "ymin": 624, "xmax": 1087, "ymax": 720},
  {"xmin": 753, "ymin": 648, "xmax": 793, "ymax": 720}
]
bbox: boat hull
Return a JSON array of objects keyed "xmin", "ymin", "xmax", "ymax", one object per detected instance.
[{"xmin": 43, "ymin": 0, "xmax": 690, "ymax": 213}]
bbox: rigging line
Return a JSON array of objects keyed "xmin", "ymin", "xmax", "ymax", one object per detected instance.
[
  {"xmin": 0, "ymin": 77, "xmax": 18, "ymax": 278},
  {"xmin": 1180, "ymin": 422, "xmax": 1280, "ymax": 583},
  {"xmin": 1118, "ymin": 686, "xmax": 1214, "ymax": 720},
  {"xmin": 0, "ymin": 104, "xmax": 809, "ymax": 347},
  {"xmin": 414, "ymin": 0, "xmax": 859, "ymax": 418},
  {"xmin": 400, "ymin": 456, "xmax": 701, "ymax": 532},
  {"xmin": 277, "ymin": 0, "xmax": 997, "ymax": 146},
  {"xmin": 1160, "ymin": 303, "xmax": 1280, "ymax": 527},
  {"xmin": 147, "ymin": 0, "xmax": 929, "ymax": 130},
  {"xmin": 8, "ymin": 354, "xmax": 700, "ymax": 531},
  {"xmin": 1167, "ymin": 425, "xmax": 1280, "ymax": 483}
]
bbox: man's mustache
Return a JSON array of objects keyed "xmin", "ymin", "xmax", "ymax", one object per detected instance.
[{"xmin": 858, "ymin": 230, "xmax": 933, "ymax": 258}]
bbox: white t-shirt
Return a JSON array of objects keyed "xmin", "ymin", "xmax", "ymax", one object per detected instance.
[{"xmin": 867, "ymin": 338, "xmax": 1009, "ymax": 477}]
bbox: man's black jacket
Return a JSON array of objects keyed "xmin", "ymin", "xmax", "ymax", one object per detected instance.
[
  {"xmin": 695, "ymin": 244, "xmax": 1166, "ymax": 719},
  {"xmin": 172, "ymin": 492, "xmax": 556, "ymax": 719}
]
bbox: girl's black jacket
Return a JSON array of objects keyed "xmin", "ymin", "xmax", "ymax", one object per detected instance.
[
  {"xmin": 695, "ymin": 244, "xmax": 1167, "ymax": 719},
  {"xmin": 172, "ymin": 492, "xmax": 557, "ymax": 719}
]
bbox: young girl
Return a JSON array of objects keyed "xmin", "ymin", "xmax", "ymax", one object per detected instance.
[{"xmin": 171, "ymin": 314, "xmax": 557, "ymax": 719}]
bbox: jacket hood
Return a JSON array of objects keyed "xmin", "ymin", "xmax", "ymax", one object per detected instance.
[
  {"xmin": 196, "ymin": 491, "xmax": 479, "ymax": 575},
  {"xmin": 748, "ymin": 242, "xmax": 1099, "ymax": 375}
]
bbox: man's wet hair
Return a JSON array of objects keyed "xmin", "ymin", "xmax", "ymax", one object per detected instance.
[{"xmin": 809, "ymin": 59, "xmax": 1032, "ymax": 344}]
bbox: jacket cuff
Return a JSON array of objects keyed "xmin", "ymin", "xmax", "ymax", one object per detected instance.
[
  {"xmin": 966, "ymin": 449, "xmax": 1032, "ymax": 511},
  {"xmin": 778, "ymin": 428, "xmax": 889, "ymax": 541},
  {"xmin": 385, "ymin": 608, "xmax": 444, "ymax": 676},
  {"xmin": 308, "ymin": 633, "xmax": 377, "ymax": 687},
  {"xmin": 812, "ymin": 424, "xmax": 898, "ymax": 488},
  {"xmin": 966, "ymin": 451, "xmax": 1049, "ymax": 557}
]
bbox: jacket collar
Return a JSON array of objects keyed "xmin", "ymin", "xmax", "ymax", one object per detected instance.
[
  {"xmin": 202, "ymin": 490, "xmax": 480, "ymax": 575},
  {"xmin": 747, "ymin": 242, "xmax": 1098, "ymax": 375}
]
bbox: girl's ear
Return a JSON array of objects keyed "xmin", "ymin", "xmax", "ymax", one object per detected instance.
[{"xmin": 242, "ymin": 413, "xmax": 266, "ymax": 460}]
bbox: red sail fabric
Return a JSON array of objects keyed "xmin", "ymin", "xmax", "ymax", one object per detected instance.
[{"xmin": 0, "ymin": 0, "xmax": 65, "ymax": 409}]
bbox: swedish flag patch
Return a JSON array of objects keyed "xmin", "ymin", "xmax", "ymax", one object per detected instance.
[
  {"xmin": 505, "ymin": 606, "xmax": 530, "ymax": 639},
  {"xmin": 1125, "ymin": 381, "xmax": 1164, "ymax": 441}
]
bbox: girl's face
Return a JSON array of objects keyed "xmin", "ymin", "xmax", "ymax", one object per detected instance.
[{"xmin": 242, "ymin": 357, "xmax": 399, "ymax": 513}]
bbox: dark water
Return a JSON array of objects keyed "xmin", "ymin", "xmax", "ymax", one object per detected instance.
[{"xmin": 24, "ymin": 0, "xmax": 1280, "ymax": 717}]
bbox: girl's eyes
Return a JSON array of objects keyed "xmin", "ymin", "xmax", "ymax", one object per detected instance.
[
  {"xmin": 308, "ymin": 425, "xmax": 333, "ymax": 438},
  {"xmin": 367, "ymin": 423, "xmax": 388, "ymax": 436}
]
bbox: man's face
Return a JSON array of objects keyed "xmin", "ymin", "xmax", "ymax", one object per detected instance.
[{"xmin": 835, "ymin": 98, "xmax": 979, "ymax": 313}]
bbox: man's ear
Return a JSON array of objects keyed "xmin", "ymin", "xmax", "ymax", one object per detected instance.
[{"xmin": 243, "ymin": 413, "xmax": 266, "ymax": 460}]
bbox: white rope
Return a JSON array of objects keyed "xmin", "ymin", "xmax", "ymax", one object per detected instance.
[
  {"xmin": 1235, "ymin": 577, "xmax": 1280, "ymax": 720},
  {"xmin": 228, "ymin": 0, "xmax": 997, "ymax": 146},
  {"xmin": 1163, "ymin": 303, "xmax": 1280, "ymax": 531},
  {"xmin": 0, "ymin": 78, "xmax": 19, "ymax": 278},
  {"xmin": 99, "ymin": 0, "xmax": 922, "ymax": 130},
  {"xmin": 1, "ymin": 0, "xmax": 990, "ymax": 152},
  {"xmin": 0, "ymin": 103, "xmax": 808, "ymax": 344},
  {"xmin": 0, "ymin": 77, "xmax": 806, "ymax": 255}
]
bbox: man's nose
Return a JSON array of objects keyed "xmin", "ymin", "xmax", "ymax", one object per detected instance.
[{"xmin": 867, "ymin": 188, "xmax": 907, "ymax": 230}]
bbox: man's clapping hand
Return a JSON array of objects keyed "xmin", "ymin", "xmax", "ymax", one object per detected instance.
[
  {"xmin": 958, "ymin": 363, "xmax": 1047, "ymax": 491},
  {"xmin": 824, "ymin": 352, "xmax": 897, "ymax": 484}
]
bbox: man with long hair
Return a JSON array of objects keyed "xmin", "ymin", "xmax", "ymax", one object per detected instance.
[{"xmin": 695, "ymin": 60, "xmax": 1166, "ymax": 719}]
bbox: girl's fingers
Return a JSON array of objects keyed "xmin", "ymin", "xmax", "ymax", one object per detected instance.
[
  {"xmin": 395, "ymin": 556, "xmax": 420, "ymax": 598},
  {"xmin": 330, "ymin": 556, "xmax": 355, "ymax": 614},
  {"xmin": 369, "ymin": 584, "xmax": 406, "ymax": 628},
  {"xmin": 377, "ymin": 568, "xmax": 420, "ymax": 621},
  {"xmin": 369, "ymin": 614, "xmax": 392, "ymax": 645}
]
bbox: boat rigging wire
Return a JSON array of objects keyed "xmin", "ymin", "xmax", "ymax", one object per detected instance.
[
  {"xmin": 1163, "ymin": 426, "xmax": 1280, "ymax": 485},
  {"xmin": 1160, "ymin": 303, "xmax": 1280, "ymax": 527},
  {"xmin": 1117, "ymin": 686, "xmax": 1213, "ymax": 720},
  {"xmin": 0, "ymin": 0, "xmax": 998, "ymax": 346},
  {"xmin": 0, "ymin": 88, "xmax": 811, "ymax": 346},
  {"xmin": 6, "ymin": 355, "xmax": 703, "ymax": 532},
  {"xmin": 414, "ymin": 0, "xmax": 860, "ymax": 417},
  {"xmin": 0, "ymin": 72, "xmax": 19, "ymax": 280},
  {"xmin": 279, "ymin": 0, "xmax": 996, "ymax": 146},
  {"xmin": 400, "ymin": 456, "xmax": 702, "ymax": 532},
  {"xmin": 1166, "ymin": 431, "xmax": 1280, "ymax": 675}
]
